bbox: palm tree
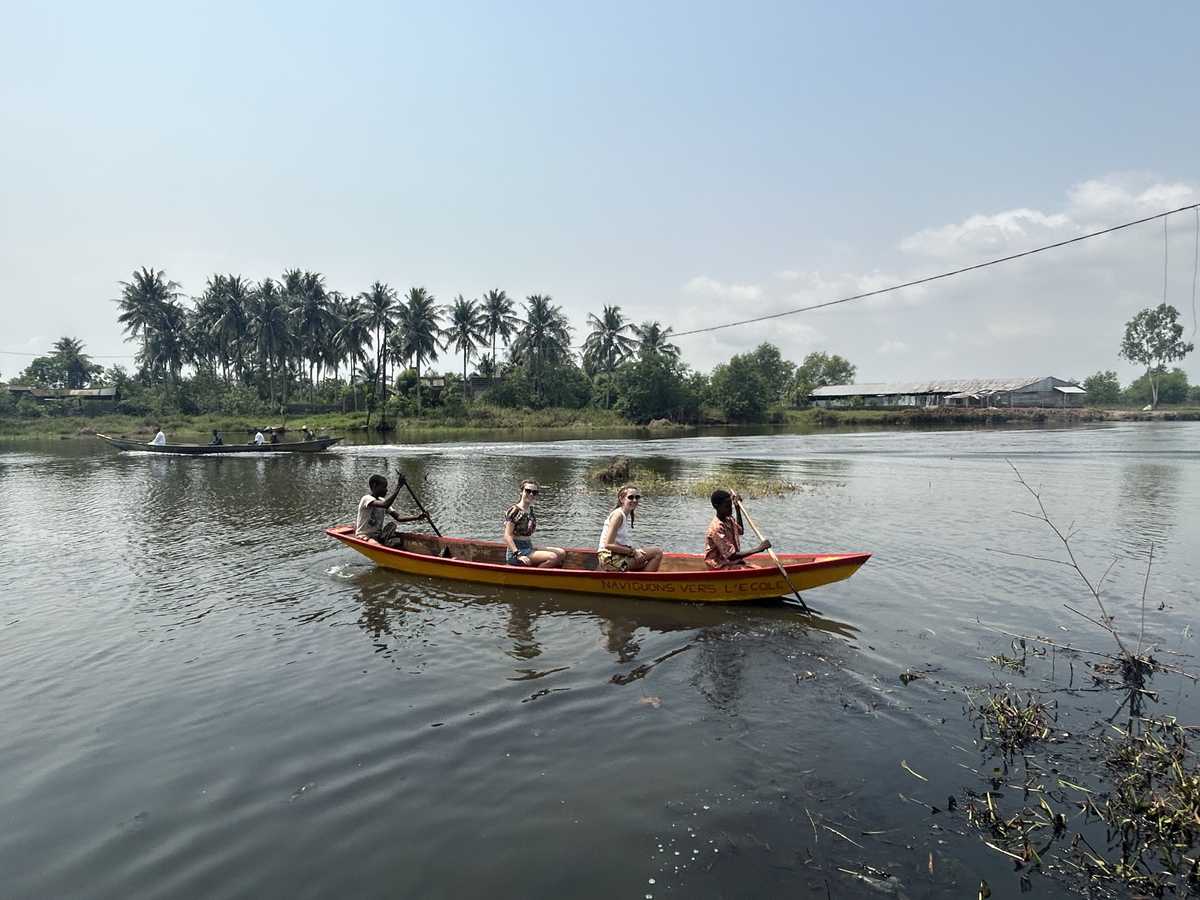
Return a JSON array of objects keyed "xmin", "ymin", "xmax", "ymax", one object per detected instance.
[
  {"xmin": 633, "ymin": 321, "xmax": 681, "ymax": 361},
  {"xmin": 199, "ymin": 274, "xmax": 252, "ymax": 383},
  {"xmin": 115, "ymin": 267, "xmax": 181, "ymax": 378},
  {"xmin": 250, "ymin": 278, "xmax": 293, "ymax": 406},
  {"xmin": 141, "ymin": 299, "xmax": 189, "ymax": 384},
  {"xmin": 481, "ymin": 288, "xmax": 519, "ymax": 382},
  {"xmin": 512, "ymin": 294, "xmax": 573, "ymax": 403},
  {"xmin": 361, "ymin": 281, "xmax": 398, "ymax": 420},
  {"xmin": 334, "ymin": 295, "xmax": 372, "ymax": 411},
  {"xmin": 443, "ymin": 295, "xmax": 488, "ymax": 401},
  {"xmin": 50, "ymin": 337, "xmax": 101, "ymax": 389},
  {"xmin": 291, "ymin": 270, "xmax": 332, "ymax": 398},
  {"xmin": 582, "ymin": 304, "xmax": 637, "ymax": 407},
  {"xmin": 396, "ymin": 287, "xmax": 444, "ymax": 413}
]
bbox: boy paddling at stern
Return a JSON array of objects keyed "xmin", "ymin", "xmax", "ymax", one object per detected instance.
[
  {"xmin": 704, "ymin": 488, "xmax": 770, "ymax": 569},
  {"xmin": 356, "ymin": 474, "xmax": 429, "ymax": 547}
]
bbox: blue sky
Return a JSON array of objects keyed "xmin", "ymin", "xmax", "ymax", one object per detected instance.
[{"xmin": 2, "ymin": 1, "xmax": 1199, "ymax": 382}]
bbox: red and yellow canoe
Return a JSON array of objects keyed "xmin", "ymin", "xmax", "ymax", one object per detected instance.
[{"xmin": 326, "ymin": 526, "xmax": 870, "ymax": 604}]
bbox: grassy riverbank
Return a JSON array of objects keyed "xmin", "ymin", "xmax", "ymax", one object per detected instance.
[
  {"xmin": 0, "ymin": 405, "xmax": 635, "ymax": 439},
  {"xmin": 4, "ymin": 403, "xmax": 1200, "ymax": 440}
]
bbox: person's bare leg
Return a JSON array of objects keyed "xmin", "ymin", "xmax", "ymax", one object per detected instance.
[
  {"xmin": 526, "ymin": 548, "xmax": 560, "ymax": 567},
  {"xmin": 535, "ymin": 547, "xmax": 566, "ymax": 568},
  {"xmin": 644, "ymin": 547, "xmax": 663, "ymax": 571}
]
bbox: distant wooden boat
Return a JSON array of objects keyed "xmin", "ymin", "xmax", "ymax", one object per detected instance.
[
  {"xmin": 326, "ymin": 526, "xmax": 870, "ymax": 603},
  {"xmin": 97, "ymin": 433, "xmax": 341, "ymax": 454}
]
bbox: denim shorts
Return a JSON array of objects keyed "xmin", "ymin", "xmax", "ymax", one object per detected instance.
[{"xmin": 506, "ymin": 539, "xmax": 534, "ymax": 565}]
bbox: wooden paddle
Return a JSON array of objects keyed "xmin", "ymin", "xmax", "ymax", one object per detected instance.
[
  {"xmin": 398, "ymin": 473, "xmax": 443, "ymax": 537},
  {"xmin": 735, "ymin": 498, "xmax": 811, "ymax": 613}
]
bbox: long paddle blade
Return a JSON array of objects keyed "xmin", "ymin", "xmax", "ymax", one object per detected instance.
[{"xmin": 735, "ymin": 499, "xmax": 811, "ymax": 613}]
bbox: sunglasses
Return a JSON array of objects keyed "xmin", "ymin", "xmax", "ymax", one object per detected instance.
[
  {"xmin": 627, "ymin": 494, "xmax": 642, "ymax": 500},
  {"xmin": 523, "ymin": 488, "xmax": 539, "ymax": 495}
]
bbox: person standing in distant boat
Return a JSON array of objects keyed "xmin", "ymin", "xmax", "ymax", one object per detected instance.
[
  {"xmin": 356, "ymin": 474, "xmax": 428, "ymax": 546},
  {"xmin": 209, "ymin": 429, "xmax": 223, "ymax": 446},
  {"xmin": 150, "ymin": 426, "xmax": 166, "ymax": 446},
  {"xmin": 704, "ymin": 489, "xmax": 770, "ymax": 569},
  {"xmin": 503, "ymin": 480, "xmax": 565, "ymax": 567},
  {"xmin": 269, "ymin": 429, "xmax": 280, "ymax": 444},
  {"xmin": 597, "ymin": 484, "xmax": 662, "ymax": 571},
  {"xmin": 254, "ymin": 429, "xmax": 265, "ymax": 445}
]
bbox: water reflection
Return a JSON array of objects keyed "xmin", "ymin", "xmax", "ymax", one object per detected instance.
[
  {"xmin": 352, "ymin": 564, "xmax": 859, "ymax": 673},
  {"xmin": 1115, "ymin": 462, "xmax": 1180, "ymax": 556}
]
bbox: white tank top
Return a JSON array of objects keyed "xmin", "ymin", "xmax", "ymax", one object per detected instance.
[{"xmin": 599, "ymin": 509, "xmax": 634, "ymax": 551}]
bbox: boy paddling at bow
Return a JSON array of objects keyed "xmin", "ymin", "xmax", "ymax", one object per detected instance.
[{"xmin": 356, "ymin": 474, "xmax": 429, "ymax": 547}]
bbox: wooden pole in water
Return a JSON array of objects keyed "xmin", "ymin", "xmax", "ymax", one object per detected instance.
[{"xmin": 735, "ymin": 499, "xmax": 810, "ymax": 613}]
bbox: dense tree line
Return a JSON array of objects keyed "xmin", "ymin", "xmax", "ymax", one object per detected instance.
[{"xmin": 5, "ymin": 267, "xmax": 860, "ymax": 425}]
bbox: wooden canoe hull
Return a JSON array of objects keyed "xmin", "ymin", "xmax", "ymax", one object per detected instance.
[
  {"xmin": 97, "ymin": 433, "xmax": 341, "ymax": 454},
  {"xmin": 326, "ymin": 526, "xmax": 869, "ymax": 603}
]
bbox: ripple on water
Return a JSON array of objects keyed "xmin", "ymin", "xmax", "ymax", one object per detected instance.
[{"xmin": 2, "ymin": 427, "xmax": 1199, "ymax": 899}]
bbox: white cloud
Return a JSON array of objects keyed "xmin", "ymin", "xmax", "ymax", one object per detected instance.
[
  {"xmin": 683, "ymin": 275, "xmax": 763, "ymax": 302},
  {"xmin": 898, "ymin": 209, "xmax": 1074, "ymax": 259},
  {"xmin": 686, "ymin": 173, "xmax": 1200, "ymax": 383}
]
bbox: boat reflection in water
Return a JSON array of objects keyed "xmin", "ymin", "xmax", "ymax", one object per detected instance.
[{"xmin": 349, "ymin": 565, "xmax": 859, "ymax": 676}]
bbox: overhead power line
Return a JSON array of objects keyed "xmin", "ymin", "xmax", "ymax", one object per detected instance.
[
  {"xmin": 672, "ymin": 201, "xmax": 1200, "ymax": 339},
  {"xmin": 4, "ymin": 202, "xmax": 1199, "ymax": 359},
  {"xmin": 0, "ymin": 348, "xmax": 135, "ymax": 359}
]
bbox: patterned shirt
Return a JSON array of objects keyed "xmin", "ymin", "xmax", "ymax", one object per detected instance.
[
  {"xmin": 703, "ymin": 515, "xmax": 743, "ymax": 569},
  {"xmin": 505, "ymin": 504, "xmax": 537, "ymax": 538}
]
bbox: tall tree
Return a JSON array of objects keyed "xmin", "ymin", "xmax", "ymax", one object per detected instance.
[
  {"xmin": 632, "ymin": 321, "xmax": 680, "ymax": 361},
  {"xmin": 141, "ymin": 299, "xmax": 189, "ymax": 384},
  {"xmin": 291, "ymin": 270, "xmax": 332, "ymax": 397},
  {"xmin": 395, "ymin": 287, "xmax": 444, "ymax": 413},
  {"xmin": 18, "ymin": 338, "xmax": 102, "ymax": 388},
  {"xmin": 334, "ymin": 295, "xmax": 372, "ymax": 411},
  {"xmin": 115, "ymin": 267, "xmax": 181, "ymax": 379},
  {"xmin": 198, "ymin": 274, "xmax": 252, "ymax": 383},
  {"xmin": 1119, "ymin": 303, "xmax": 1194, "ymax": 408},
  {"xmin": 249, "ymin": 278, "xmax": 293, "ymax": 406},
  {"xmin": 582, "ymin": 304, "xmax": 637, "ymax": 407},
  {"xmin": 482, "ymin": 288, "xmax": 519, "ymax": 381},
  {"xmin": 50, "ymin": 337, "xmax": 102, "ymax": 389},
  {"xmin": 361, "ymin": 281, "xmax": 399, "ymax": 419},
  {"xmin": 443, "ymin": 295, "xmax": 488, "ymax": 401},
  {"xmin": 793, "ymin": 352, "xmax": 856, "ymax": 406},
  {"xmin": 512, "ymin": 294, "xmax": 573, "ymax": 403}
]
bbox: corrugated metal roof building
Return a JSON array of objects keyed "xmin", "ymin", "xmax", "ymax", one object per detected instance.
[{"xmin": 809, "ymin": 377, "xmax": 1086, "ymax": 408}]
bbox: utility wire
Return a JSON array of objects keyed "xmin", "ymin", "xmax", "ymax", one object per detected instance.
[
  {"xmin": 0, "ymin": 349, "xmax": 136, "ymax": 359},
  {"xmin": 1192, "ymin": 207, "xmax": 1198, "ymax": 337},
  {"xmin": 5, "ymin": 202, "xmax": 1200, "ymax": 357},
  {"xmin": 1163, "ymin": 216, "xmax": 1169, "ymax": 306},
  {"xmin": 672, "ymin": 201, "xmax": 1200, "ymax": 339}
]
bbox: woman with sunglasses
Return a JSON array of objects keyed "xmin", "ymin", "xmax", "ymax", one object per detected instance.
[
  {"xmin": 503, "ymin": 480, "xmax": 566, "ymax": 567},
  {"xmin": 596, "ymin": 484, "xmax": 663, "ymax": 572}
]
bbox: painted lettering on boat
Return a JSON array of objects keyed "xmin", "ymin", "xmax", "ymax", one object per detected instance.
[{"xmin": 599, "ymin": 579, "xmax": 779, "ymax": 595}]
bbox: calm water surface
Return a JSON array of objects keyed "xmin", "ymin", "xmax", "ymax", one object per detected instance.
[{"xmin": 2, "ymin": 423, "xmax": 1198, "ymax": 899}]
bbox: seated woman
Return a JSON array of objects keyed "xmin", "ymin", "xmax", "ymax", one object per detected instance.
[
  {"xmin": 503, "ymin": 480, "xmax": 566, "ymax": 567},
  {"xmin": 597, "ymin": 484, "xmax": 662, "ymax": 572}
]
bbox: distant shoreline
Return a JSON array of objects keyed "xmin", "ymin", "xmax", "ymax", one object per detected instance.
[
  {"xmin": 798, "ymin": 405, "xmax": 1200, "ymax": 427},
  {"xmin": 2, "ymin": 404, "xmax": 1199, "ymax": 441}
]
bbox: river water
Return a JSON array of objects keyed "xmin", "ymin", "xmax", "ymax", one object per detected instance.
[{"xmin": 2, "ymin": 423, "xmax": 1198, "ymax": 899}]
